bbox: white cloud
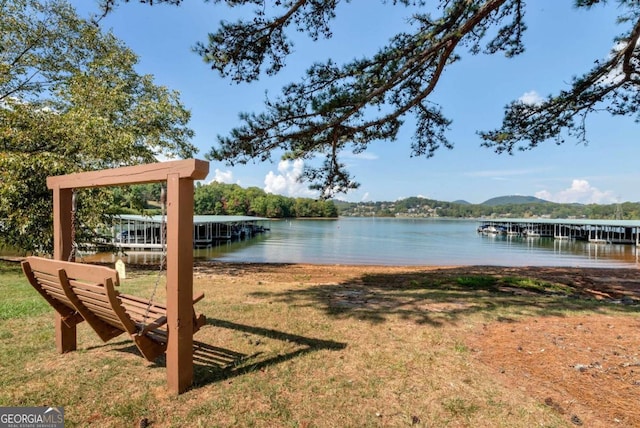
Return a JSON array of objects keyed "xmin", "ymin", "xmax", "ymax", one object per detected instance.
[
  {"xmin": 210, "ymin": 168, "xmax": 235, "ymax": 184},
  {"xmin": 264, "ymin": 159, "xmax": 318, "ymax": 198},
  {"xmin": 535, "ymin": 190, "xmax": 553, "ymax": 201},
  {"xmin": 535, "ymin": 179, "xmax": 617, "ymax": 204},
  {"xmin": 518, "ymin": 90, "xmax": 544, "ymax": 105},
  {"xmin": 361, "ymin": 192, "xmax": 370, "ymax": 202}
]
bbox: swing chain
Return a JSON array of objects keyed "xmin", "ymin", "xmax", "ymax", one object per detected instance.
[
  {"xmin": 140, "ymin": 185, "xmax": 166, "ymax": 332},
  {"xmin": 68, "ymin": 190, "xmax": 77, "ymax": 262}
]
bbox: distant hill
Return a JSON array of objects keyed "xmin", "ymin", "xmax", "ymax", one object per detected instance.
[
  {"xmin": 452, "ymin": 199, "xmax": 471, "ymax": 205},
  {"xmin": 481, "ymin": 195, "xmax": 550, "ymax": 206}
]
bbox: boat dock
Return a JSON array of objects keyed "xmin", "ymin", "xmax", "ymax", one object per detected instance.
[
  {"xmin": 477, "ymin": 218, "xmax": 640, "ymax": 245},
  {"xmin": 110, "ymin": 214, "xmax": 270, "ymax": 250}
]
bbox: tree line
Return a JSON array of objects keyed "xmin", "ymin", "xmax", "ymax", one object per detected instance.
[
  {"xmin": 111, "ymin": 182, "xmax": 339, "ymax": 218},
  {"xmin": 193, "ymin": 182, "xmax": 338, "ymax": 218},
  {"xmin": 336, "ymin": 197, "xmax": 640, "ymax": 220}
]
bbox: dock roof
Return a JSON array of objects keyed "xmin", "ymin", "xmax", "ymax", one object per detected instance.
[{"xmin": 479, "ymin": 218, "xmax": 640, "ymax": 227}]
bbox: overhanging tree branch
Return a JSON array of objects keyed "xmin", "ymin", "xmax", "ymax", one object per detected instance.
[
  {"xmin": 205, "ymin": 0, "xmax": 524, "ymax": 195},
  {"xmin": 99, "ymin": 0, "xmax": 640, "ymax": 198},
  {"xmin": 480, "ymin": 11, "xmax": 640, "ymax": 153}
]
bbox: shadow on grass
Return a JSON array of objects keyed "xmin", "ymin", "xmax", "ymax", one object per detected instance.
[
  {"xmin": 192, "ymin": 318, "xmax": 346, "ymax": 388},
  {"xmin": 248, "ymin": 265, "xmax": 640, "ymax": 325},
  {"xmin": 110, "ymin": 318, "xmax": 346, "ymax": 389}
]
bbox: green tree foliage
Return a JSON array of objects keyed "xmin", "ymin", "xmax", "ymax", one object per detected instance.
[
  {"xmin": 194, "ymin": 181, "xmax": 337, "ymax": 218},
  {"xmin": 1, "ymin": 0, "xmax": 196, "ymax": 253},
  {"xmin": 111, "ymin": 184, "xmax": 164, "ymax": 214},
  {"xmin": 102, "ymin": 0, "xmax": 640, "ymax": 197}
]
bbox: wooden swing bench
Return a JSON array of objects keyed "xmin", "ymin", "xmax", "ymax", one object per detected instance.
[{"xmin": 22, "ymin": 256, "xmax": 206, "ymax": 362}]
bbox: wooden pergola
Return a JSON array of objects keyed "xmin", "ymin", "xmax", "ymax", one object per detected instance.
[{"xmin": 46, "ymin": 159, "xmax": 209, "ymax": 394}]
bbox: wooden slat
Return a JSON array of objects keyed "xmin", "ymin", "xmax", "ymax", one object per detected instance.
[
  {"xmin": 34, "ymin": 276, "xmax": 65, "ymax": 290},
  {"xmin": 32, "ymin": 272, "xmax": 58, "ymax": 283},
  {"xmin": 39, "ymin": 285, "xmax": 67, "ymax": 299},
  {"xmin": 71, "ymin": 288, "xmax": 110, "ymax": 303},
  {"xmin": 117, "ymin": 293, "xmax": 157, "ymax": 305},
  {"xmin": 133, "ymin": 334, "xmax": 167, "ymax": 361},
  {"xmin": 77, "ymin": 301, "xmax": 113, "ymax": 318},
  {"xmin": 128, "ymin": 308, "xmax": 166, "ymax": 319},
  {"xmin": 81, "ymin": 301, "xmax": 121, "ymax": 320},
  {"xmin": 118, "ymin": 295, "xmax": 164, "ymax": 310},
  {"xmin": 37, "ymin": 288, "xmax": 66, "ymax": 300},
  {"xmin": 89, "ymin": 314, "xmax": 123, "ymax": 330},
  {"xmin": 128, "ymin": 311, "xmax": 166, "ymax": 326},
  {"xmin": 71, "ymin": 288, "xmax": 111, "ymax": 305},
  {"xmin": 68, "ymin": 280, "xmax": 110, "ymax": 294},
  {"xmin": 84, "ymin": 307, "xmax": 121, "ymax": 325},
  {"xmin": 120, "ymin": 301, "xmax": 165, "ymax": 316},
  {"xmin": 77, "ymin": 300, "xmax": 120, "ymax": 321},
  {"xmin": 57, "ymin": 269, "xmax": 123, "ymax": 342}
]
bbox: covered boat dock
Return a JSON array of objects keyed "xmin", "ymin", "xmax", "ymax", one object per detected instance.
[
  {"xmin": 113, "ymin": 214, "xmax": 270, "ymax": 250},
  {"xmin": 478, "ymin": 218, "xmax": 640, "ymax": 245}
]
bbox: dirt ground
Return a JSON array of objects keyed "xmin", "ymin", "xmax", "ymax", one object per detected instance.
[
  {"xmin": 460, "ymin": 266, "xmax": 640, "ymax": 428},
  {"xmin": 193, "ymin": 262, "xmax": 640, "ymax": 427}
]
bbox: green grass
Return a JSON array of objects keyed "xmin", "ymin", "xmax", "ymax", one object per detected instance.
[
  {"xmin": 455, "ymin": 275, "xmax": 499, "ymax": 290},
  {"xmin": 0, "ymin": 261, "xmax": 50, "ymax": 320}
]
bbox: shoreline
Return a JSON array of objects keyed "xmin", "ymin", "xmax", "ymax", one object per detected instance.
[
  {"xmin": 190, "ymin": 261, "xmax": 640, "ymax": 302},
  {"xmin": 4, "ymin": 256, "xmax": 639, "ymax": 301}
]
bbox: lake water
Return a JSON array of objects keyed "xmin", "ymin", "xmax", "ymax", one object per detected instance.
[{"xmin": 181, "ymin": 218, "xmax": 640, "ymax": 268}]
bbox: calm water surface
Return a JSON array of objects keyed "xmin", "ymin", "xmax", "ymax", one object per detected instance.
[{"xmin": 186, "ymin": 218, "xmax": 640, "ymax": 268}]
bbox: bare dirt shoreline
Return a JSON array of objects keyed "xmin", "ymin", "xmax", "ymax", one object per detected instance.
[{"xmin": 193, "ymin": 262, "xmax": 640, "ymax": 301}]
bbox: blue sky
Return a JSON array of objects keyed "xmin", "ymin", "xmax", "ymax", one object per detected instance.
[{"xmin": 71, "ymin": 1, "xmax": 639, "ymax": 204}]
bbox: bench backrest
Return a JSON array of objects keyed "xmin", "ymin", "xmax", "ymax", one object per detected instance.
[{"xmin": 23, "ymin": 256, "xmax": 132, "ymax": 341}]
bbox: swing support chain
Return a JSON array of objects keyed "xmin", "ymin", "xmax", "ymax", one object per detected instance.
[
  {"xmin": 139, "ymin": 185, "xmax": 167, "ymax": 334},
  {"xmin": 68, "ymin": 189, "xmax": 77, "ymax": 262}
]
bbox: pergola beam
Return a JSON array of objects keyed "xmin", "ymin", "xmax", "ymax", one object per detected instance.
[{"xmin": 46, "ymin": 159, "xmax": 209, "ymax": 189}]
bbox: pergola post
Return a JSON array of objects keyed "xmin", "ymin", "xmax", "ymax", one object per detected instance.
[
  {"xmin": 47, "ymin": 159, "xmax": 209, "ymax": 394},
  {"xmin": 51, "ymin": 186, "xmax": 77, "ymax": 353},
  {"xmin": 165, "ymin": 173, "xmax": 195, "ymax": 394}
]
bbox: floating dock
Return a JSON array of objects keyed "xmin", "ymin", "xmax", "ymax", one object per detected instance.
[
  {"xmin": 477, "ymin": 218, "xmax": 640, "ymax": 245},
  {"xmin": 110, "ymin": 214, "xmax": 270, "ymax": 250}
]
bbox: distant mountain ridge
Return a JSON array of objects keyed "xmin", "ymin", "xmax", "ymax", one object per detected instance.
[
  {"xmin": 335, "ymin": 194, "xmax": 640, "ymax": 219},
  {"xmin": 481, "ymin": 195, "xmax": 550, "ymax": 206}
]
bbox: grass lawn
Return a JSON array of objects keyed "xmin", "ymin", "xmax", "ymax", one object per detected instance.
[{"xmin": 1, "ymin": 260, "xmax": 638, "ymax": 427}]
